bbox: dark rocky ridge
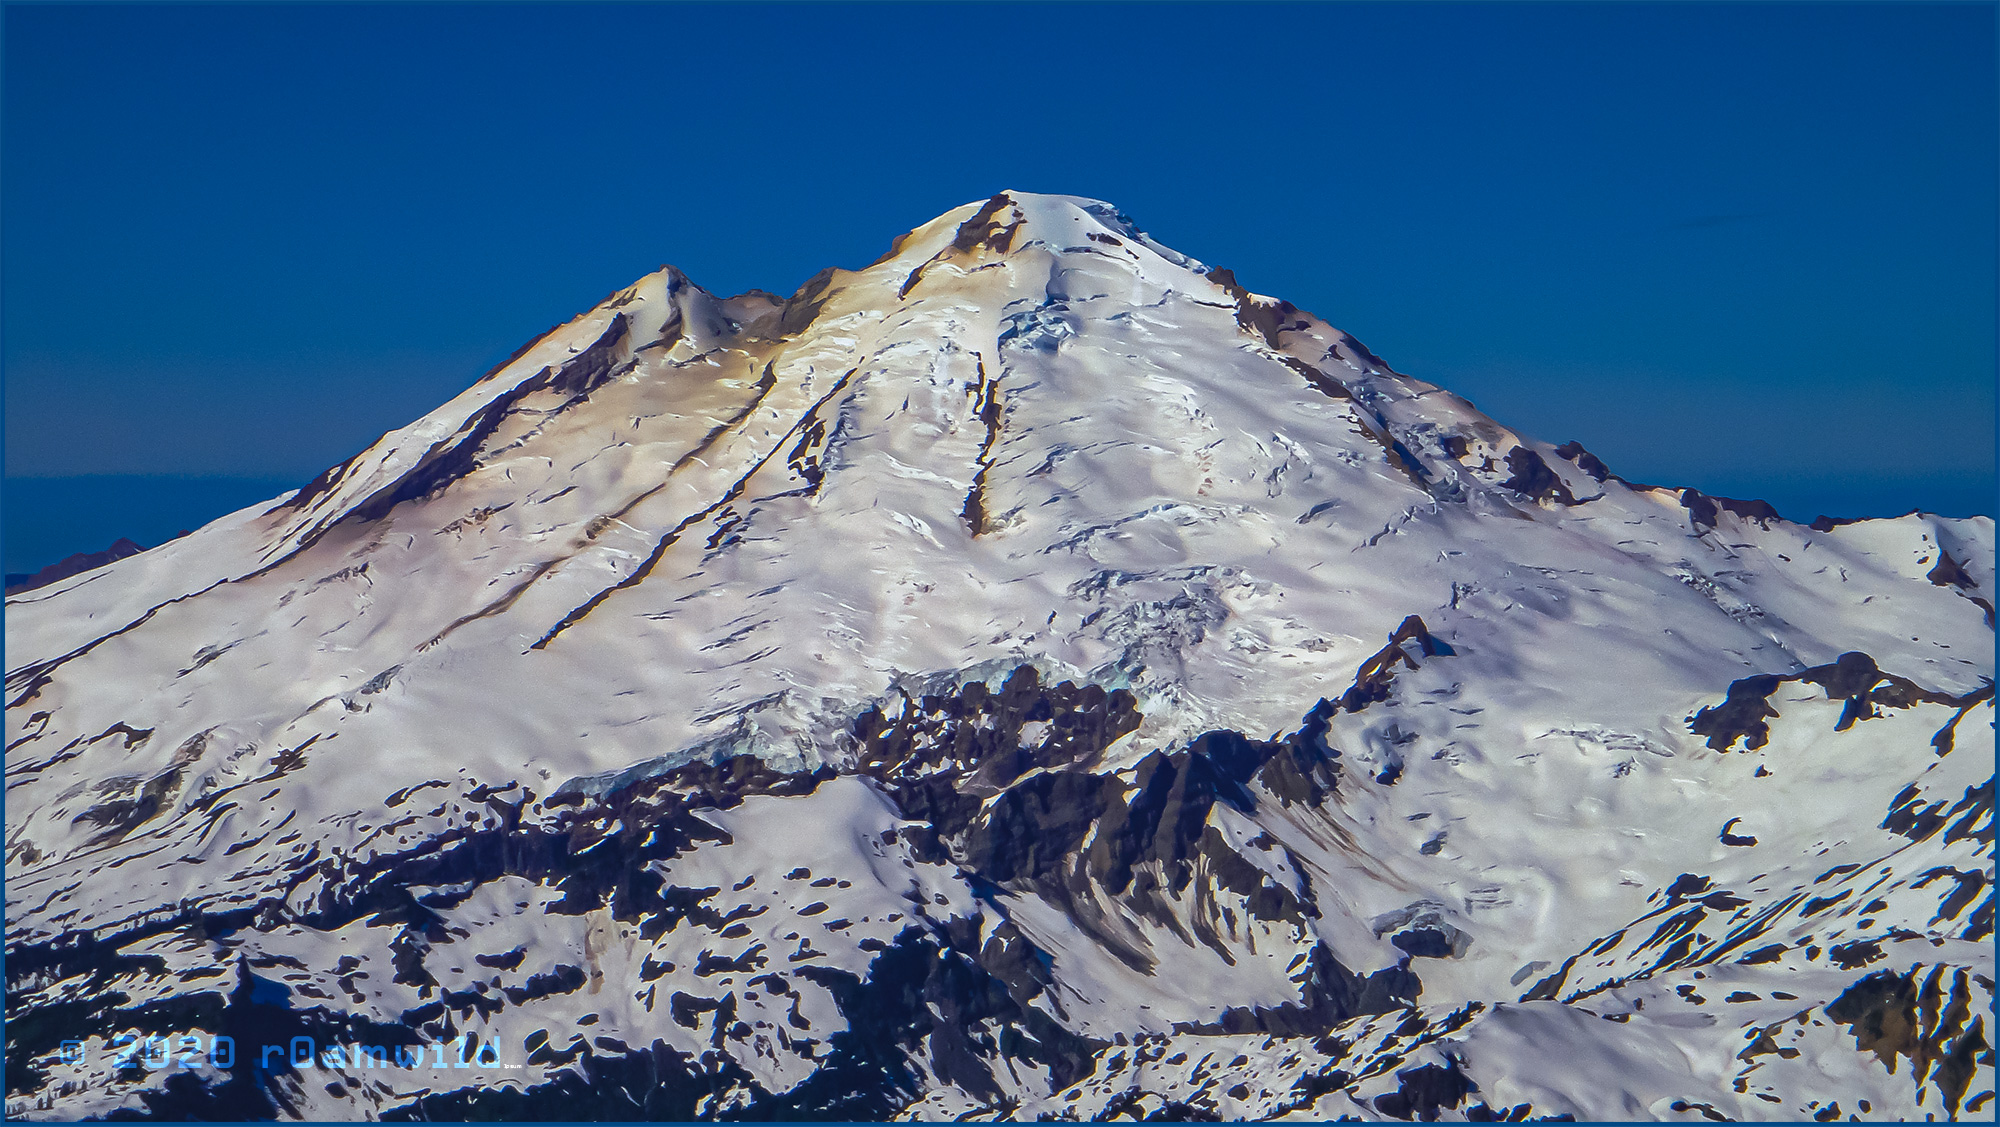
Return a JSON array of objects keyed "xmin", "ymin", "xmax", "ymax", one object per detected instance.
[
  {"xmin": 2, "ymin": 659, "xmax": 1422, "ymax": 1118},
  {"xmin": 24, "ymin": 602, "xmax": 1981, "ymax": 1118},
  {"xmin": 1689, "ymin": 650, "xmax": 1992, "ymax": 752},
  {"xmin": 5, "ymin": 538, "xmax": 153, "ymax": 596},
  {"xmin": 41, "ymin": 604, "xmax": 1974, "ymax": 1121},
  {"xmin": 1826, "ymin": 965, "xmax": 1992, "ymax": 1119}
]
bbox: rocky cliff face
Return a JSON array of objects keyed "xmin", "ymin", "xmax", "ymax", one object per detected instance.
[{"xmin": 6, "ymin": 192, "xmax": 1992, "ymax": 1120}]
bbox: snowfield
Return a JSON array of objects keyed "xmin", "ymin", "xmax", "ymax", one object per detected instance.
[{"xmin": 6, "ymin": 192, "xmax": 1992, "ymax": 1121}]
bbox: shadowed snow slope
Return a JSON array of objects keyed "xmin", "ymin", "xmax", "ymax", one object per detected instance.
[{"xmin": 6, "ymin": 192, "xmax": 1993, "ymax": 1121}]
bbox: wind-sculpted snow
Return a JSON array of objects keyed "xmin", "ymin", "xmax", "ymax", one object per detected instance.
[{"xmin": 6, "ymin": 192, "xmax": 1993, "ymax": 1120}]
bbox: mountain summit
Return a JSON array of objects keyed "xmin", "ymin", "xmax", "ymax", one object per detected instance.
[{"xmin": 6, "ymin": 192, "xmax": 1993, "ymax": 1120}]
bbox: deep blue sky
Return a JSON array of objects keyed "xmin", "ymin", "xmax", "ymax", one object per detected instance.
[{"xmin": 4, "ymin": 2, "xmax": 1995, "ymax": 573}]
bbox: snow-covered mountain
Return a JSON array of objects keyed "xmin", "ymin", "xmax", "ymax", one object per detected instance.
[{"xmin": 6, "ymin": 191, "xmax": 1992, "ymax": 1121}]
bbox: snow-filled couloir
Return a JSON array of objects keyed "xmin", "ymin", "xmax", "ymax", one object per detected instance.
[{"xmin": 6, "ymin": 192, "xmax": 1992, "ymax": 1121}]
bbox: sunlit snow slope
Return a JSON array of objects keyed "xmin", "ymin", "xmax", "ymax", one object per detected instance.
[{"xmin": 7, "ymin": 192, "xmax": 1993, "ymax": 1121}]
